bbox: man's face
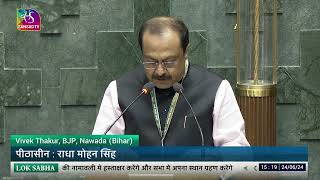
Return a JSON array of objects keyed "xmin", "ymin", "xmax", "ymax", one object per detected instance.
[{"xmin": 142, "ymin": 30, "xmax": 186, "ymax": 89}]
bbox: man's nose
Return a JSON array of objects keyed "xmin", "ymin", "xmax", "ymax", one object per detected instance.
[{"xmin": 155, "ymin": 63, "xmax": 166, "ymax": 76}]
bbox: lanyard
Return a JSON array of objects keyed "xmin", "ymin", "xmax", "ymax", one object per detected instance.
[
  {"xmin": 150, "ymin": 59, "xmax": 189, "ymax": 140},
  {"xmin": 150, "ymin": 90, "xmax": 179, "ymax": 138}
]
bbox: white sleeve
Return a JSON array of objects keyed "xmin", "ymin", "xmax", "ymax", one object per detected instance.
[
  {"xmin": 92, "ymin": 80, "xmax": 125, "ymax": 135},
  {"xmin": 212, "ymin": 80, "xmax": 250, "ymax": 146}
]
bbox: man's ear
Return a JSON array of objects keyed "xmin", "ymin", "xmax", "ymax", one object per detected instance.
[{"xmin": 185, "ymin": 43, "xmax": 190, "ymax": 58}]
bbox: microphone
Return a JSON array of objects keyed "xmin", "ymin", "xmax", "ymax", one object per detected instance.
[
  {"xmin": 104, "ymin": 82, "xmax": 155, "ymax": 134},
  {"xmin": 173, "ymin": 82, "xmax": 204, "ymax": 146}
]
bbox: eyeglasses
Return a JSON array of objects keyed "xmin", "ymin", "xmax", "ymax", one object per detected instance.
[{"xmin": 143, "ymin": 61, "xmax": 177, "ymax": 69}]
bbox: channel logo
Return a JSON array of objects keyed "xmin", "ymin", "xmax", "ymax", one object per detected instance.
[{"xmin": 17, "ymin": 8, "xmax": 41, "ymax": 31}]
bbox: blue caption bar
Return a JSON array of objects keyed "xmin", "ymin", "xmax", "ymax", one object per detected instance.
[{"xmin": 11, "ymin": 146, "xmax": 308, "ymax": 162}]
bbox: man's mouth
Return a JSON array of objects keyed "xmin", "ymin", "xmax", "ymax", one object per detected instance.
[{"xmin": 156, "ymin": 78, "xmax": 168, "ymax": 81}]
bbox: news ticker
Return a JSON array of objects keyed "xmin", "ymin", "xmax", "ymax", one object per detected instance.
[
  {"xmin": 11, "ymin": 161, "xmax": 308, "ymax": 177},
  {"xmin": 10, "ymin": 135, "xmax": 308, "ymax": 178}
]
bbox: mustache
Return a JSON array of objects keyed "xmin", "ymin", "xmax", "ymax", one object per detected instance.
[{"xmin": 152, "ymin": 74, "xmax": 172, "ymax": 80}]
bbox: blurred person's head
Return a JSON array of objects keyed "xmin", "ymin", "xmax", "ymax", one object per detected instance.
[{"xmin": 139, "ymin": 16, "xmax": 189, "ymax": 89}]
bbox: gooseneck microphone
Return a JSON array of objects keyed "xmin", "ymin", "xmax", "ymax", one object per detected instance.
[
  {"xmin": 173, "ymin": 83, "xmax": 204, "ymax": 146},
  {"xmin": 104, "ymin": 82, "xmax": 155, "ymax": 134}
]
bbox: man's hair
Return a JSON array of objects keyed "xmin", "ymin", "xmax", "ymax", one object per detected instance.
[{"xmin": 138, "ymin": 16, "xmax": 189, "ymax": 53}]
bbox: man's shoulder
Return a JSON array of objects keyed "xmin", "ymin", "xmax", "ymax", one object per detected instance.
[{"xmin": 189, "ymin": 64, "xmax": 223, "ymax": 82}]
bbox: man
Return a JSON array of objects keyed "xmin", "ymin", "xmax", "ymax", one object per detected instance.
[{"xmin": 92, "ymin": 16, "xmax": 249, "ymax": 146}]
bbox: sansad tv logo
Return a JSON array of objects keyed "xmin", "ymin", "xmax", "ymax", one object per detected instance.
[{"xmin": 17, "ymin": 8, "xmax": 41, "ymax": 31}]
